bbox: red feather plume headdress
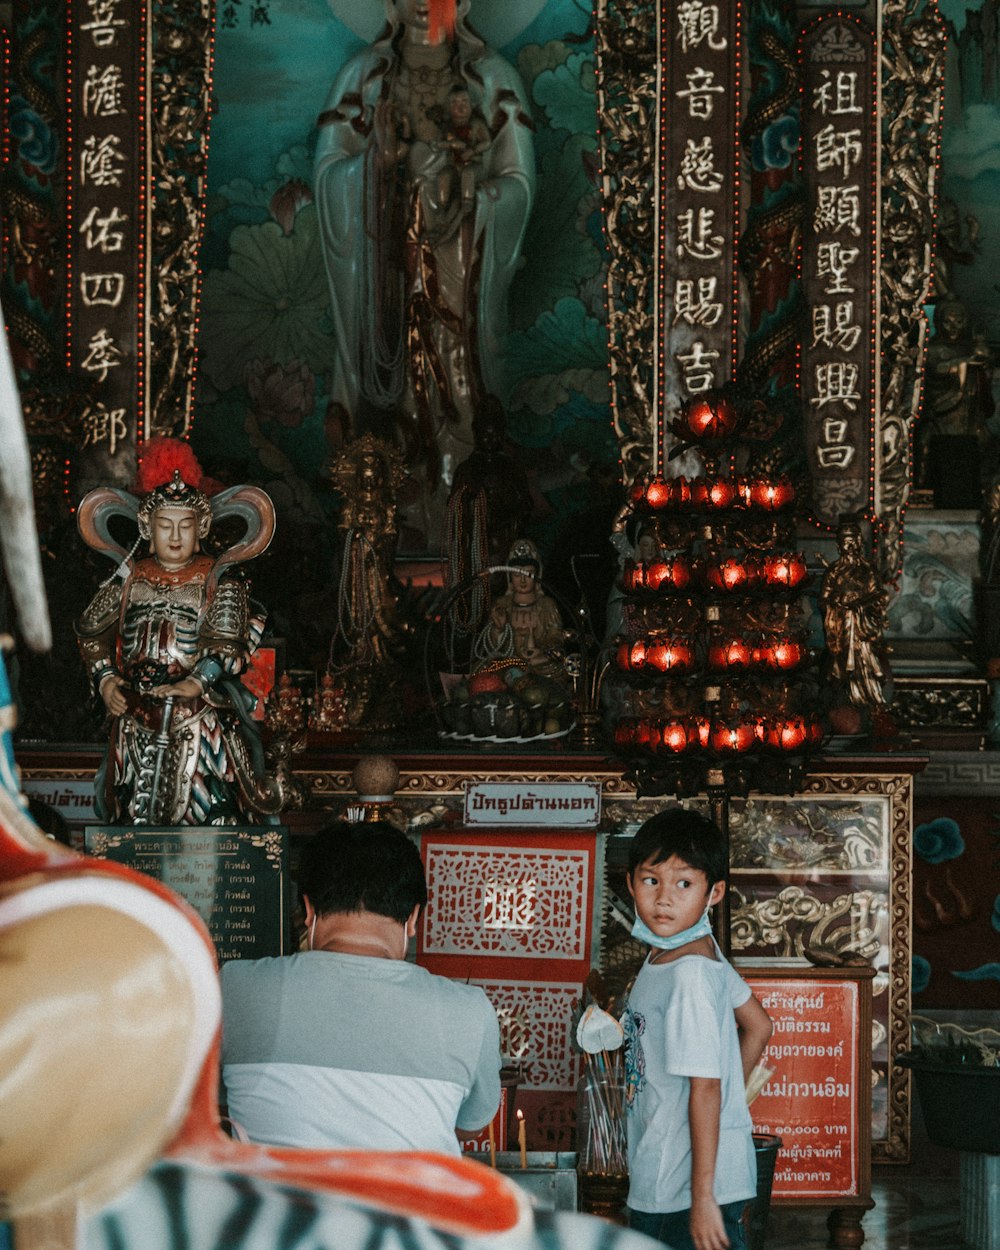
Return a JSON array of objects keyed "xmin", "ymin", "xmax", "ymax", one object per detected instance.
[
  {"xmin": 134, "ymin": 437, "xmax": 204, "ymax": 495},
  {"xmin": 134, "ymin": 438, "xmax": 213, "ymax": 541}
]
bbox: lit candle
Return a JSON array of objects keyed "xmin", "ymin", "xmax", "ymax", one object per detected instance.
[
  {"xmin": 488, "ymin": 1119, "xmax": 496, "ymax": 1168},
  {"xmin": 517, "ymin": 1109, "xmax": 527, "ymax": 1169}
]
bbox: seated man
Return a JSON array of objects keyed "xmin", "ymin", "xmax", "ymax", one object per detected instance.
[{"xmin": 220, "ymin": 820, "xmax": 501, "ymax": 1152}]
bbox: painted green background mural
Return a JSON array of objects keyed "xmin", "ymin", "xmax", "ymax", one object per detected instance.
[{"xmin": 193, "ymin": 0, "xmax": 612, "ymax": 637}]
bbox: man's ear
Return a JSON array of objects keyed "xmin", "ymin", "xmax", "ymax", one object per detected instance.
[
  {"xmin": 405, "ymin": 904, "xmax": 420, "ymax": 939},
  {"xmin": 625, "ymin": 872, "xmax": 636, "ymax": 901},
  {"xmin": 302, "ymin": 896, "xmax": 315, "ymax": 926},
  {"xmin": 709, "ymin": 880, "xmax": 726, "ymax": 908}
]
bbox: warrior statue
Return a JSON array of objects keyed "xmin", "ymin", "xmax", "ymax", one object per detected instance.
[{"xmin": 75, "ymin": 439, "xmax": 288, "ymax": 825}]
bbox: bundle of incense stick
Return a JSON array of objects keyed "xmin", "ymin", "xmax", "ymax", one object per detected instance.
[
  {"xmin": 745, "ymin": 1061, "xmax": 776, "ymax": 1107},
  {"xmin": 580, "ymin": 1049, "xmax": 628, "ymax": 1175}
]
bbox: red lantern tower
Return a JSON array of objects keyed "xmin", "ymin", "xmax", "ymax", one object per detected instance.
[{"xmin": 610, "ymin": 383, "xmax": 822, "ymax": 798}]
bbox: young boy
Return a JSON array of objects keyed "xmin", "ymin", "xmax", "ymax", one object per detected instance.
[{"xmin": 622, "ymin": 808, "xmax": 773, "ymax": 1250}]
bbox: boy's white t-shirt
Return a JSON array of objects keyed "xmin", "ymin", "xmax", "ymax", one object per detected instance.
[{"xmin": 622, "ymin": 947, "xmax": 757, "ymax": 1213}]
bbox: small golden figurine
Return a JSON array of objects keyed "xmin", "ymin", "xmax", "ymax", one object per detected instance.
[
  {"xmin": 328, "ymin": 434, "xmax": 410, "ymax": 729},
  {"xmin": 308, "ymin": 672, "xmax": 350, "ymax": 734},
  {"xmin": 474, "ymin": 538, "xmax": 568, "ymax": 680},
  {"xmin": 820, "ymin": 519, "xmax": 890, "ymax": 709},
  {"xmin": 267, "ymin": 672, "xmax": 307, "ymax": 740}
]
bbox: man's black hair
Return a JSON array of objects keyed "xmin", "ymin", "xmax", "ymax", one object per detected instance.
[
  {"xmin": 297, "ymin": 820, "xmax": 428, "ymax": 923},
  {"xmin": 627, "ymin": 806, "xmax": 727, "ymax": 886}
]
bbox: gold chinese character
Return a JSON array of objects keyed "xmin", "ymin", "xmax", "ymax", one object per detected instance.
[
  {"xmin": 80, "ymin": 134, "xmax": 125, "ymax": 188},
  {"xmin": 81, "ymin": 402, "xmax": 128, "ymax": 454},
  {"xmin": 83, "ymin": 64, "xmax": 125, "ymax": 117},
  {"xmin": 811, "ymin": 361, "xmax": 860, "ymax": 410},
  {"xmin": 79, "ymin": 205, "xmax": 128, "ymax": 253},
  {"xmin": 81, "ymin": 0, "xmax": 127, "ymax": 47},
  {"xmin": 813, "ymin": 70, "xmax": 862, "ymax": 117},
  {"xmin": 813, "ymin": 185, "xmax": 861, "ymax": 237},
  {"xmin": 81, "ymin": 328, "xmax": 123, "ymax": 381},
  {"xmin": 676, "ymin": 207, "xmax": 723, "ymax": 262},
  {"xmin": 814, "ymin": 125, "xmax": 863, "ymax": 179},
  {"xmin": 677, "ymin": 0, "xmax": 727, "ymax": 53},
  {"xmin": 80, "ymin": 272, "xmax": 125, "ymax": 308},
  {"xmin": 811, "ymin": 301, "xmax": 861, "ymax": 353},
  {"xmin": 676, "ymin": 340, "xmax": 720, "ymax": 393},
  {"xmin": 676, "ymin": 67, "xmax": 724, "ymax": 120},
  {"xmin": 673, "ymin": 277, "xmax": 723, "ymax": 328},
  {"xmin": 677, "ymin": 137, "xmax": 723, "ymax": 193},
  {"xmin": 816, "ymin": 241, "xmax": 860, "ymax": 295}
]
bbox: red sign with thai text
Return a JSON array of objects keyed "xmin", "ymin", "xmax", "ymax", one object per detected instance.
[{"xmin": 746, "ymin": 977, "xmax": 860, "ymax": 1199}]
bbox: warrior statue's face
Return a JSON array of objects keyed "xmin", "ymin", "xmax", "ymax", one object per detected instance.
[{"xmin": 150, "ymin": 505, "xmax": 200, "ymax": 570}]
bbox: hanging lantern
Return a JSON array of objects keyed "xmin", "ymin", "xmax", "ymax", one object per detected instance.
[
  {"xmin": 709, "ymin": 718, "xmax": 759, "ymax": 753},
  {"xmin": 692, "ymin": 476, "xmax": 736, "ymax": 511},
  {"xmin": 644, "ymin": 477, "xmax": 671, "ymax": 510},
  {"xmin": 645, "ymin": 637, "xmax": 696, "ymax": 674},
  {"xmin": 749, "ymin": 476, "xmax": 795, "ymax": 512},
  {"xmin": 705, "ymin": 557, "xmax": 758, "ymax": 593},
  {"xmin": 644, "ymin": 555, "xmax": 693, "ymax": 592},
  {"xmin": 707, "ymin": 637, "xmax": 753, "ymax": 672},
  {"xmin": 759, "ymin": 637, "xmax": 806, "ymax": 671},
  {"xmin": 690, "ymin": 714, "xmax": 712, "ymax": 748},
  {"xmin": 764, "ymin": 716, "xmax": 810, "ymax": 752},
  {"xmin": 731, "ymin": 475, "xmax": 753, "ymax": 508},
  {"xmin": 682, "ymin": 393, "xmax": 740, "ymax": 441},
  {"xmin": 761, "ymin": 553, "xmax": 808, "ymax": 590},
  {"xmin": 658, "ymin": 718, "xmax": 696, "ymax": 753}
]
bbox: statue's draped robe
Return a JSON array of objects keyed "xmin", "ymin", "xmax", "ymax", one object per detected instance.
[{"xmin": 314, "ymin": 27, "xmax": 535, "ymax": 530}]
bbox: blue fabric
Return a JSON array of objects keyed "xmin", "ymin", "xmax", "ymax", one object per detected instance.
[
  {"xmin": 627, "ymin": 1199, "xmax": 748, "ymax": 1249},
  {"xmin": 630, "ymin": 909, "xmax": 712, "ymax": 951}
]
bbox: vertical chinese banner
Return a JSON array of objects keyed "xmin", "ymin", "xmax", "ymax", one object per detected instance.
[
  {"xmin": 800, "ymin": 17, "xmax": 876, "ymax": 527},
  {"xmin": 68, "ymin": 0, "xmax": 144, "ymax": 490},
  {"xmin": 662, "ymin": 0, "xmax": 742, "ymax": 455}
]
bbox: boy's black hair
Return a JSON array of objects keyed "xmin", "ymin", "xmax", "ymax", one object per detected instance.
[
  {"xmin": 627, "ymin": 807, "xmax": 727, "ymax": 886},
  {"xmin": 297, "ymin": 819, "xmax": 428, "ymax": 923}
]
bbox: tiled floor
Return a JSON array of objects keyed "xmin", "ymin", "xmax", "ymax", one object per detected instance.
[{"xmin": 763, "ymin": 1102, "xmax": 965, "ymax": 1250}]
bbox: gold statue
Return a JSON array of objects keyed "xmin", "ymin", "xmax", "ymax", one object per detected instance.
[
  {"xmin": 820, "ymin": 519, "xmax": 890, "ymax": 709},
  {"xmin": 308, "ymin": 672, "xmax": 351, "ymax": 734},
  {"xmin": 474, "ymin": 538, "xmax": 567, "ymax": 680},
  {"xmin": 75, "ymin": 439, "xmax": 289, "ymax": 825},
  {"xmin": 329, "ymin": 434, "xmax": 410, "ymax": 728}
]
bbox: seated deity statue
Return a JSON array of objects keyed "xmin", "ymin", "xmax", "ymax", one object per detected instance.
[
  {"xmin": 474, "ymin": 538, "xmax": 567, "ymax": 680},
  {"xmin": 75, "ymin": 439, "xmax": 287, "ymax": 826}
]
